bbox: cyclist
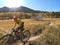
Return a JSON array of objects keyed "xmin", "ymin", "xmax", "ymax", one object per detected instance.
[
  {"xmin": 13, "ymin": 15, "xmax": 24, "ymax": 40},
  {"xmin": 13, "ymin": 15, "xmax": 24, "ymax": 32}
]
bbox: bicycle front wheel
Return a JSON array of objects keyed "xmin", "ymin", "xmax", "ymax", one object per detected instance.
[{"xmin": 21, "ymin": 30, "xmax": 31, "ymax": 42}]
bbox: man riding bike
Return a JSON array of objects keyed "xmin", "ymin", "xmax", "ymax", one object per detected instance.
[
  {"xmin": 0, "ymin": 15, "xmax": 30, "ymax": 44},
  {"xmin": 12, "ymin": 15, "xmax": 24, "ymax": 40},
  {"xmin": 13, "ymin": 15, "xmax": 24, "ymax": 32}
]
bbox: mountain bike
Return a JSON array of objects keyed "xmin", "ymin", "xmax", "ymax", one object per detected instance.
[{"xmin": 0, "ymin": 28, "xmax": 31, "ymax": 45}]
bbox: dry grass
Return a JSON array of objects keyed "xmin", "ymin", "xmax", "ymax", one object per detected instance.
[
  {"xmin": 26, "ymin": 18, "xmax": 60, "ymax": 45},
  {"xmin": 30, "ymin": 25, "xmax": 60, "ymax": 45},
  {"xmin": 0, "ymin": 18, "xmax": 60, "ymax": 34},
  {"xmin": 0, "ymin": 18, "xmax": 60, "ymax": 44}
]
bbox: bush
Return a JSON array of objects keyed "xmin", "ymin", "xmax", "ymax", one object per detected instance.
[{"xmin": 32, "ymin": 24, "xmax": 45, "ymax": 36}]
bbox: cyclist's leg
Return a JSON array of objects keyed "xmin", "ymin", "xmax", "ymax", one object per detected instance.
[
  {"xmin": 15, "ymin": 23, "xmax": 24, "ymax": 40},
  {"xmin": 14, "ymin": 27, "xmax": 20, "ymax": 40},
  {"xmin": 16, "ymin": 26, "xmax": 24, "ymax": 38},
  {"xmin": 21, "ymin": 22, "xmax": 24, "ymax": 31}
]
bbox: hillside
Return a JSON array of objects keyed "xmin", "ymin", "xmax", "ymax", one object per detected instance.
[{"xmin": 0, "ymin": 6, "xmax": 45, "ymax": 13}]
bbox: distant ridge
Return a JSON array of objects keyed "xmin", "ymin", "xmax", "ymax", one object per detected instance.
[{"xmin": 0, "ymin": 6, "xmax": 47, "ymax": 13}]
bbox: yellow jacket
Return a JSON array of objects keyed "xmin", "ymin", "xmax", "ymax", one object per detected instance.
[{"xmin": 14, "ymin": 18, "xmax": 22, "ymax": 27}]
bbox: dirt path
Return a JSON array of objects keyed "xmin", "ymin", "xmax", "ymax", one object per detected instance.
[
  {"xmin": 28, "ymin": 35, "xmax": 40, "ymax": 41},
  {"xmin": 12, "ymin": 35, "xmax": 40, "ymax": 45}
]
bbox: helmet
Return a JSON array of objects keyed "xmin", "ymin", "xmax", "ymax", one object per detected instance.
[{"xmin": 13, "ymin": 15, "xmax": 18, "ymax": 21}]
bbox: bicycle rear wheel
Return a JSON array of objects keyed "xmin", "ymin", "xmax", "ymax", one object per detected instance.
[
  {"xmin": 21, "ymin": 30, "xmax": 31, "ymax": 42},
  {"xmin": 0, "ymin": 34, "xmax": 14, "ymax": 44},
  {"xmin": 7, "ymin": 34, "xmax": 14, "ymax": 44}
]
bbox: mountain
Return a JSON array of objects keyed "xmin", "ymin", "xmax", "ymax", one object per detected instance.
[
  {"xmin": 16, "ymin": 6, "xmax": 36, "ymax": 12},
  {"xmin": 0, "ymin": 6, "xmax": 10, "ymax": 12},
  {"xmin": 0, "ymin": 6, "xmax": 46, "ymax": 13}
]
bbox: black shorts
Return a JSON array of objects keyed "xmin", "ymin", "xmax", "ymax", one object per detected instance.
[
  {"xmin": 16, "ymin": 22, "xmax": 24, "ymax": 31},
  {"xmin": 16, "ymin": 26, "xmax": 24, "ymax": 31}
]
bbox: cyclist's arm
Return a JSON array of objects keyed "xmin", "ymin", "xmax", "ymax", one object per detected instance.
[
  {"xmin": 17, "ymin": 18, "xmax": 22, "ymax": 27},
  {"xmin": 13, "ymin": 22, "xmax": 16, "ymax": 28}
]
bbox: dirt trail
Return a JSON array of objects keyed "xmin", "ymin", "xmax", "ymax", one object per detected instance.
[
  {"xmin": 28, "ymin": 35, "xmax": 40, "ymax": 41},
  {"xmin": 12, "ymin": 35, "xmax": 40, "ymax": 45}
]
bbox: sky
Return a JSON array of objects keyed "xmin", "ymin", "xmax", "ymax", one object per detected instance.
[{"xmin": 0, "ymin": 0, "xmax": 60, "ymax": 12}]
